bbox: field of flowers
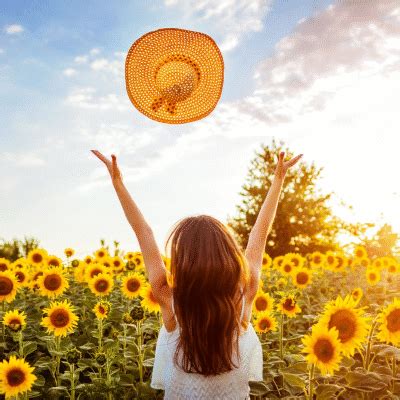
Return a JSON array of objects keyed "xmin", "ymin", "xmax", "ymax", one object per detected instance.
[{"xmin": 0, "ymin": 245, "xmax": 400, "ymax": 399}]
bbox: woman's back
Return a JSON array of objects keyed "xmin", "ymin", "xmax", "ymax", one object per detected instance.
[{"xmin": 150, "ymin": 291, "xmax": 263, "ymax": 399}]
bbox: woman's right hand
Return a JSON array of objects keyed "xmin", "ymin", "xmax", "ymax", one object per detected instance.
[{"xmin": 91, "ymin": 150, "xmax": 123, "ymax": 183}]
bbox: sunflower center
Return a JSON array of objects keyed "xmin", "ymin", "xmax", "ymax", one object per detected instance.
[
  {"xmin": 127, "ymin": 279, "xmax": 140, "ymax": 292},
  {"xmin": 292, "ymin": 258, "xmax": 299, "ymax": 267},
  {"xmin": 327, "ymin": 256, "xmax": 334, "ymax": 264},
  {"xmin": 0, "ymin": 277, "xmax": 13, "ymax": 295},
  {"xmin": 114, "ymin": 261, "xmax": 121, "ymax": 267},
  {"xmin": 135, "ymin": 258, "xmax": 141, "ymax": 265},
  {"xmin": 283, "ymin": 298, "xmax": 296, "ymax": 311},
  {"xmin": 49, "ymin": 259, "xmax": 60, "ymax": 267},
  {"xmin": 90, "ymin": 269, "xmax": 102, "ymax": 278},
  {"xmin": 9, "ymin": 318, "xmax": 21, "ymax": 325},
  {"xmin": 0, "ymin": 263, "xmax": 8, "ymax": 271},
  {"xmin": 15, "ymin": 271, "xmax": 25, "ymax": 282},
  {"xmin": 6, "ymin": 368, "xmax": 25, "ymax": 386},
  {"xmin": 95, "ymin": 279, "xmax": 109, "ymax": 292},
  {"xmin": 283, "ymin": 264, "xmax": 292, "ymax": 273},
  {"xmin": 296, "ymin": 272, "xmax": 309, "ymax": 285},
  {"xmin": 314, "ymin": 338, "xmax": 334, "ymax": 362},
  {"xmin": 259, "ymin": 318, "xmax": 271, "ymax": 330},
  {"xmin": 32, "ymin": 253, "xmax": 43, "ymax": 263},
  {"xmin": 328, "ymin": 309, "xmax": 356, "ymax": 343},
  {"xmin": 44, "ymin": 274, "xmax": 62, "ymax": 291},
  {"xmin": 98, "ymin": 305, "xmax": 106, "ymax": 314},
  {"xmin": 255, "ymin": 298, "xmax": 268, "ymax": 311},
  {"xmin": 314, "ymin": 256, "xmax": 321, "ymax": 264},
  {"xmin": 50, "ymin": 310, "xmax": 70, "ymax": 328},
  {"xmin": 369, "ymin": 272, "xmax": 377, "ymax": 280},
  {"xmin": 98, "ymin": 252, "xmax": 104, "ymax": 257},
  {"xmin": 386, "ymin": 309, "xmax": 400, "ymax": 333}
]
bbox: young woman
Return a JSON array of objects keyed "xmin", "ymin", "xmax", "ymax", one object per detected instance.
[{"xmin": 92, "ymin": 149, "xmax": 302, "ymax": 399}]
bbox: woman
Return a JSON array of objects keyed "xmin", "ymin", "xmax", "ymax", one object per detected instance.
[{"xmin": 92, "ymin": 149, "xmax": 302, "ymax": 399}]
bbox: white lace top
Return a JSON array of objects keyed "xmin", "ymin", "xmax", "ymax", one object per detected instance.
[{"xmin": 150, "ymin": 290, "xmax": 263, "ymax": 399}]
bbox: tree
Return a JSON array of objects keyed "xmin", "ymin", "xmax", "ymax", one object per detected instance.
[
  {"xmin": 0, "ymin": 236, "xmax": 40, "ymax": 261},
  {"xmin": 362, "ymin": 224, "xmax": 399, "ymax": 258},
  {"xmin": 227, "ymin": 139, "xmax": 370, "ymax": 257}
]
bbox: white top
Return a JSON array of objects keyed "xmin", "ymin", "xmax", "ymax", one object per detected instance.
[{"xmin": 150, "ymin": 289, "xmax": 263, "ymax": 399}]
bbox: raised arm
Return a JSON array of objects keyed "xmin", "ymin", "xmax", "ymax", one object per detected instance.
[
  {"xmin": 91, "ymin": 150, "xmax": 168, "ymax": 294},
  {"xmin": 245, "ymin": 151, "xmax": 302, "ymax": 294}
]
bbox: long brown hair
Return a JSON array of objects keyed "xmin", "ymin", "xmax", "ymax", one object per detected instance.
[{"xmin": 165, "ymin": 215, "xmax": 250, "ymax": 376}]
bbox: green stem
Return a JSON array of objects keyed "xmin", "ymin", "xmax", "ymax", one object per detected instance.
[
  {"xmin": 98, "ymin": 318, "xmax": 103, "ymax": 351},
  {"xmin": 392, "ymin": 353, "xmax": 396, "ymax": 392},
  {"xmin": 70, "ymin": 363, "xmax": 75, "ymax": 400},
  {"xmin": 55, "ymin": 336, "xmax": 61, "ymax": 386},
  {"xmin": 308, "ymin": 363, "xmax": 315, "ymax": 400},
  {"xmin": 18, "ymin": 330, "xmax": 23, "ymax": 358},
  {"xmin": 364, "ymin": 318, "xmax": 378, "ymax": 371},
  {"xmin": 279, "ymin": 314, "xmax": 284, "ymax": 360},
  {"xmin": 123, "ymin": 324, "xmax": 127, "ymax": 373},
  {"xmin": 2, "ymin": 301, "xmax": 6, "ymax": 342},
  {"xmin": 106, "ymin": 354, "xmax": 112, "ymax": 400},
  {"xmin": 137, "ymin": 320, "xmax": 143, "ymax": 384}
]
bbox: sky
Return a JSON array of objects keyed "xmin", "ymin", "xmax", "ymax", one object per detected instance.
[{"xmin": 1, "ymin": 0, "xmax": 399, "ymax": 259}]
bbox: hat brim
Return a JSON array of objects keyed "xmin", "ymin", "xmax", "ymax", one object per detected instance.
[{"xmin": 125, "ymin": 28, "xmax": 224, "ymax": 124}]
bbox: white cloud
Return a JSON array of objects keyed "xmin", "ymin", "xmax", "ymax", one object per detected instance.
[
  {"xmin": 240, "ymin": 0, "xmax": 400, "ymax": 123},
  {"xmin": 1, "ymin": 151, "xmax": 45, "ymax": 167},
  {"xmin": 163, "ymin": 0, "xmax": 272, "ymax": 52},
  {"xmin": 90, "ymin": 57, "xmax": 123, "ymax": 76},
  {"xmin": 0, "ymin": 48, "xmax": 4, "ymax": 55},
  {"xmin": 63, "ymin": 68, "xmax": 77, "ymax": 77},
  {"xmin": 65, "ymin": 87, "xmax": 130, "ymax": 111},
  {"xmin": 74, "ymin": 55, "xmax": 88, "ymax": 64},
  {"xmin": 4, "ymin": 24, "xmax": 24, "ymax": 34},
  {"xmin": 90, "ymin": 48, "xmax": 101, "ymax": 56}
]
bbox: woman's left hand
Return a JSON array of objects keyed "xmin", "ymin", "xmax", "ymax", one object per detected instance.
[
  {"xmin": 274, "ymin": 151, "xmax": 303, "ymax": 180},
  {"xmin": 91, "ymin": 150, "xmax": 123, "ymax": 183}
]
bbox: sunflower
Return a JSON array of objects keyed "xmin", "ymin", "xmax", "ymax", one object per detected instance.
[
  {"xmin": 88, "ymin": 273, "xmax": 114, "ymax": 297},
  {"xmin": 351, "ymin": 288, "xmax": 363, "ymax": 305},
  {"xmin": 280, "ymin": 259, "xmax": 295, "ymax": 277},
  {"xmin": 37, "ymin": 267, "xmax": 69, "ymax": 298},
  {"xmin": 11, "ymin": 258, "xmax": 28, "ymax": 270},
  {"xmin": 93, "ymin": 301, "xmax": 111, "ymax": 320},
  {"xmin": 309, "ymin": 252, "xmax": 325, "ymax": 269},
  {"xmin": 83, "ymin": 255, "xmax": 94, "ymax": 265},
  {"xmin": 387, "ymin": 259, "xmax": 399, "ymax": 274},
  {"xmin": 101, "ymin": 256, "xmax": 114, "ymax": 269},
  {"xmin": 261, "ymin": 253, "xmax": 272, "ymax": 271},
  {"xmin": 354, "ymin": 245, "xmax": 368, "ymax": 259},
  {"xmin": 252, "ymin": 290, "xmax": 274, "ymax": 314},
  {"xmin": 286, "ymin": 253, "xmax": 305, "ymax": 268},
  {"xmin": 73, "ymin": 262, "xmax": 87, "ymax": 283},
  {"xmin": 302, "ymin": 324, "xmax": 343, "ymax": 376},
  {"xmin": 318, "ymin": 295, "xmax": 369, "ymax": 356},
  {"xmin": 292, "ymin": 268, "xmax": 312, "ymax": 289},
  {"xmin": 332, "ymin": 253, "xmax": 348, "ymax": 272},
  {"xmin": 64, "ymin": 248, "xmax": 75, "ymax": 258},
  {"xmin": 377, "ymin": 298, "xmax": 400, "ymax": 345},
  {"xmin": 3, "ymin": 310, "xmax": 27, "ymax": 332},
  {"xmin": 0, "ymin": 258, "xmax": 10, "ymax": 272},
  {"xmin": 45, "ymin": 255, "xmax": 63, "ymax": 268},
  {"xmin": 272, "ymin": 255, "xmax": 285, "ymax": 270},
  {"xmin": 275, "ymin": 277, "xmax": 287, "ymax": 290},
  {"xmin": 0, "ymin": 355, "xmax": 37, "ymax": 398},
  {"xmin": 133, "ymin": 252, "xmax": 145, "ymax": 270},
  {"xmin": 124, "ymin": 252, "xmax": 135, "ymax": 261},
  {"xmin": 112, "ymin": 256, "xmax": 125, "ymax": 274},
  {"xmin": 121, "ymin": 273, "xmax": 146, "ymax": 299},
  {"xmin": 141, "ymin": 284, "xmax": 160, "ymax": 314},
  {"xmin": 366, "ymin": 268, "xmax": 381, "ymax": 285},
  {"xmin": 371, "ymin": 258, "xmax": 385, "ymax": 270},
  {"xmin": 277, "ymin": 295, "xmax": 301, "ymax": 318},
  {"xmin": 358, "ymin": 257, "xmax": 371, "ymax": 269},
  {"xmin": 13, "ymin": 267, "xmax": 29, "ymax": 287},
  {"xmin": 27, "ymin": 248, "xmax": 49, "ymax": 267},
  {"xmin": 41, "ymin": 300, "xmax": 78, "ymax": 337},
  {"xmin": 324, "ymin": 251, "xmax": 338, "ymax": 270},
  {"xmin": 94, "ymin": 248, "xmax": 109, "ymax": 262},
  {"xmin": 85, "ymin": 263, "xmax": 106, "ymax": 282},
  {"xmin": 29, "ymin": 269, "xmax": 44, "ymax": 291},
  {"xmin": 0, "ymin": 271, "xmax": 19, "ymax": 303},
  {"xmin": 253, "ymin": 312, "xmax": 278, "ymax": 334}
]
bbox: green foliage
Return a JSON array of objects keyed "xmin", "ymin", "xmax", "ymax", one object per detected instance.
[
  {"xmin": 227, "ymin": 139, "xmax": 372, "ymax": 257},
  {"xmin": 0, "ymin": 236, "xmax": 40, "ymax": 261}
]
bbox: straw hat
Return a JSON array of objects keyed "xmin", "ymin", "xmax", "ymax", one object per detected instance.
[{"xmin": 125, "ymin": 28, "xmax": 224, "ymax": 124}]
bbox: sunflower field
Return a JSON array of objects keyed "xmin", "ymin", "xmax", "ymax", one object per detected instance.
[{"xmin": 1, "ymin": 245, "xmax": 400, "ymax": 399}]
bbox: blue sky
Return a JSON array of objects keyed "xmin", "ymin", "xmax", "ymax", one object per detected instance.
[{"xmin": 1, "ymin": 0, "xmax": 399, "ymax": 259}]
